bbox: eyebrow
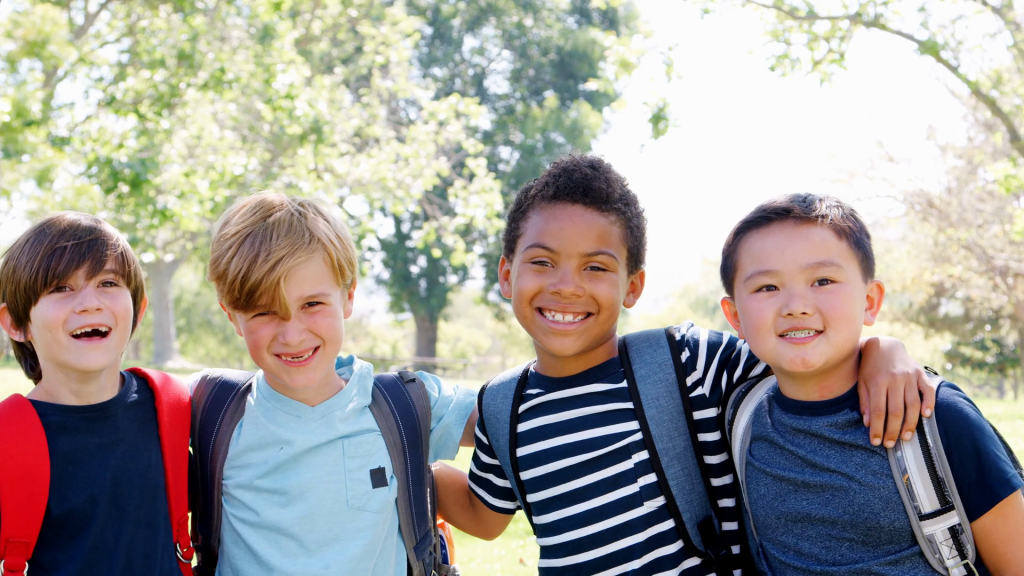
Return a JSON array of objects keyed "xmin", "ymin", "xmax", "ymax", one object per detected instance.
[
  {"xmin": 741, "ymin": 259, "xmax": 843, "ymax": 285},
  {"xmin": 520, "ymin": 243, "xmax": 621, "ymax": 262},
  {"xmin": 299, "ymin": 292, "xmax": 333, "ymax": 301}
]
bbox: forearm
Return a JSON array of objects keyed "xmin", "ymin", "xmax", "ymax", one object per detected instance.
[{"xmin": 433, "ymin": 461, "xmax": 513, "ymax": 540}]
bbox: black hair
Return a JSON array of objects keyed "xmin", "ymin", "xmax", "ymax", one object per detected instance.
[
  {"xmin": 502, "ymin": 154, "xmax": 646, "ymax": 275},
  {"xmin": 720, "ymin": 193, "xmax": 875, "ymax": 297}
]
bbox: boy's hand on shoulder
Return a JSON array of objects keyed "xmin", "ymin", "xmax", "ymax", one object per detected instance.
[{"xmin": 857, "ymin": 336, "xmax": 936, "ymax": 448}]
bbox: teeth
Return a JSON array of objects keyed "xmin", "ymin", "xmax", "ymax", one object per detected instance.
[
  {"xmin": 783, "ymin": 330, "xmax": 818, "ymax": 338},
  {"xmin": 541, "ymin": 309, "xmax": 587, "ymax": 323},
  {"xmin": 71, "ymin": 326, "xmax": 110, "ymax": 336},
  {"xmin": 281, "ymin": 350, "xmax": 314, "ymax": 362}
]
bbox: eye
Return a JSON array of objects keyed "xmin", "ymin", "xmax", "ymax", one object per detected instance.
[
  {"xmin": 50, "ymin": 285, "xmax": 72, "ymax": 294},
  {"xmin": 584, "ymin": 264, "xmax": 609, "ymax": 272},
  {"xmin": 303, "ymin": 301, "xmax": 323, "ymax": 309},
  {"xmin": 813, "ymin": 278, "xmax": 834, "ymax": 287},
  {"xmin": 754, "ymin": 284, "xmax": 778, "ymax": 293},
  {"xmin": 99, "ymin": 279, "xmax": 121, "ymax": 288},
  {"xmin": 251, "ymin": 311, "xmax": 272, "ymax": 319},
  {"xmin": 529, "ymin": 259, "xmax": 553, "ymax": 268}
]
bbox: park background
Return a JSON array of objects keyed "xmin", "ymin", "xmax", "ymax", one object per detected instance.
[{"xmin": 2, "ymin": 0, "xmax": 1023, "ymax": 573}]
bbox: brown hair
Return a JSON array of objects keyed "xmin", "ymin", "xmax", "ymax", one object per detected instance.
[
  {"xmin": 0, "ymin": 212, "xmax": 146, "ymax": 383},
  {"xmin": 209, "ymin": 192, "xmax": 358, "ymax": 318},
  {"xmin": 720, "ymin": 193, "xmax": 875, "ymax": 297}
]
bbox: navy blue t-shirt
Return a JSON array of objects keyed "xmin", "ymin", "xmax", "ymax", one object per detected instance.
[
  {"xmin": 742, "ymin": 380, "xmax": 1023, "ymax": 575},
  {"xmin": 17, "ymin": 371, "xmax": 180, "ymax": 575}
]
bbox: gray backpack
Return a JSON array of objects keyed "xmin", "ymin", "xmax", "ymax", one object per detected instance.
[
  {"xmin": 478, "ymin": 328, "xmax": 746, "ymax": 575},
  {"xmin": 725, "ymin": 372, "xmax": 1024, "ymax": 576}
]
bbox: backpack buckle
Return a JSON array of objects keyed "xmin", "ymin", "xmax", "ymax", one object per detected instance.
[
  {"xmin": 948, "ymin": 559, "xmax": 979, "ymax": 576},
  {"xmin": 176, "ymin": 542, "xmax": 195, "ymax": 563},
  {"xmin": 0, "ymin": 559, "xmax": 29, "ymax": 576}
]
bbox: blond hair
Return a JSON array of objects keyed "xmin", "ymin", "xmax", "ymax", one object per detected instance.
[{"xmin": 209, "ymin": 193, "xmax": 358, "ymax": 318}]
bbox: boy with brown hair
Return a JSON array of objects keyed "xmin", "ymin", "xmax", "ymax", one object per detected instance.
[
  {"xmin": 0, "ymin": 212, "xmax": 193, "ymax": 576},
  {"xmin": 192, "ymin": 192, "xmax": 477, "ymax": 576},
  {"xmin": 435, "ymin": 155, "xmax": 934, "ymax": 575},
  {"xmin": 719, "ymin": 194, "xmax": 1024, "ymax": 574}
]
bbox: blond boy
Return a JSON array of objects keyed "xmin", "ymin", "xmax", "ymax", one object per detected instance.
[{"xmin": 194, "ymin": 193, "xmax": 477, "ymax": 575}]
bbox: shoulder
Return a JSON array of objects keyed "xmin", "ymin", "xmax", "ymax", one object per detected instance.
[
  {"xmin": 932, "ymin": 381, "xmax": 993, "ymax": 435},
  {"xmin": 933, "ymin": 381, "xmax": 1024, "ymax": 522}
]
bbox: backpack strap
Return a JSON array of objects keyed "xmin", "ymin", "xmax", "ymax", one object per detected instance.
[
  {"xmin": 724, "ymin": 374, "xmax": 777, "ymax": 546},
  {"xmin": 369, "ymin": 371, "xmax": 436, "ymax": 576},
  {"xmin": 189, "ymin": 369, "xmax": 257, "ymax": 575},
  {"xmin": 0, "ymin": 394, "xmax": 49, "ymax": 576},
  {"xmin": 127, "ymin": 368, "xmax": 195, "ymax": 576},
  {"xmin": 477, "ymin": 362, "xmax": 532, "ymax": 523},
  {"xmin": 888, "ymin": 377, "xmax": 977, "ymax": 575},
  {"xmin": 619, "ymin": 329, "xmax": 726, "ymax": 568}
]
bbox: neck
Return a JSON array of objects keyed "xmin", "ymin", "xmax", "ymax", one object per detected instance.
[
  {"xmin": 29, "ymin": 365, "xmax": 124, "ymax": 405},
  {"xmin": 533, "ymin": 333, "xmax": 620, "ymax": 378},
  {"xmin": 264, "ymin": 371, "xmax": 348, "ymax": 407},
  {"xmin": 774, "ymin": 357, "xmax": 860, "ymax": 402}
]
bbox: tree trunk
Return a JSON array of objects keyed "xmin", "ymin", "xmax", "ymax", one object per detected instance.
[
  {"xmin": 144, "ymin": 257, "xmax": 183, "ymax": 367},
  {"xmin": 413, "ymin": 312, "xmax": 439, "ymax": 366}
]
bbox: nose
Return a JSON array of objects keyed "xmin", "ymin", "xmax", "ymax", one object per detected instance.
[
  {"xmin": 780, "ymin": 287, "xmax": 813, "ymax": 317},
  {"xmin": 548, "ymin": 267, "xmax": 585, "ymax": 298},
  {"xmin": 277, "ymin": 315, "xmax": 308, "ymax": 346},
  {"xmin": 74, "ymin": 284, "xmax": 103, "ymax": 313}
]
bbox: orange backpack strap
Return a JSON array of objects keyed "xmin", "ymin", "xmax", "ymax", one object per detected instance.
[
  {"xmin": 0, "ymin": 394, "xmax": 50, "ymax": 576},
  {"xmin": 128, "ymin": 368, "xmax": 195, "ymax": 576}
]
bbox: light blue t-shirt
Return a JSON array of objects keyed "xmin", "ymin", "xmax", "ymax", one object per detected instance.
[{"xmin": 214, "ymin": 355, "xmax": 476, "ymax": 576}]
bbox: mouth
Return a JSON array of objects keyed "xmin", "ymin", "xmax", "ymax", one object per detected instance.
[
  {"xmin": 276, "ymin": 346, "xmax": 319, "ymax": 365},
  {"xmin": 779, "ymin": 329, "xmax": 821, "ymax": 339},
  {"xmin": 70, "ymin": 326, "xmax": 112, "ymax": 340},
  {"xmin": 538, "ymin": 308, "xmax": 592, "ymax": 324}
]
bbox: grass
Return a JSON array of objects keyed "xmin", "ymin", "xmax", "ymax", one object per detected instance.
[{"xmin": 4, "ymin": 367, "xmax": 1021, "ymax": 575}]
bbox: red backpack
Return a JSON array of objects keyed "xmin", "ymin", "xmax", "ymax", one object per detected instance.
[{"xmin": 0, "ymin": 368, "xmax": 194, "ymax": 576}]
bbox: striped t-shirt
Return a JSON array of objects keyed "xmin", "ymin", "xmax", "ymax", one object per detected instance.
[{"xmin": 469, "ymin": 322, "xmax": 767, "ymax": 575}]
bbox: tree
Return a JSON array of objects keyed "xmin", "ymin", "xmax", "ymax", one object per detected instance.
[
  {"xmin": 385, "ymin": 0, "xmax": 659, "ymax": 352},
  {"xmin": 2, "ymin": 0, "xmax": 502, "ymax": 365},
  {"xmin": 877, "ymin": 117, "xmax": 1024, "ymax": 396},
  {"xmin": 712, "ymin": 0, "xmax": 1024, "ymax": 160}
]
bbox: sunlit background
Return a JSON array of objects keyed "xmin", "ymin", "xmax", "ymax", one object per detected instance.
[{"xmin": 2, "ymin": 1, "xmax": 1022, "ymax": 572}]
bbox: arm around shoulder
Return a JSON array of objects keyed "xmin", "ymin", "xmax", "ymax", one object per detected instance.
[{"xmin": 433, "ymin": 461, "xmax": 515, "ymax": 541}]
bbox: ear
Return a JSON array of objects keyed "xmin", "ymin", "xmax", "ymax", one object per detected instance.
[
  {"xmin": 0, "ymin": 303, "xmax": 27, "ymax": 342},
  {"xmin": 622, "ymin": 269, "xmax": 646, "ymax": 309},
  {"xmin": 498, "ymin": 255, "xmax": 514, "ymax": 300},
  {"xmin": 862, "ymin": 280, "xmax": 885, "ymax": 326},
  {"xmin": 343, "ymin": 277, "xmax": 357, "ymax": 319},
  {"xmin": 220, "ymin": 302, "xmax": 245, "ymax": 337},
  {"xmin": 720, "ymin": 296, "xmax": 745, "ymax": 338},
  {"xmin": 134, "ymin": 296, "xmax": 149, "ymax": 329}
]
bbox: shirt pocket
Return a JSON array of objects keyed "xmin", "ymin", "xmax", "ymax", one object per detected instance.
[
  {"xmin": 343, "ymin": 433, "xmax": 395, "ymax": 514},
  {"xmin": 629, "ymin": 438, "xmax": 664, "ymax": 508}
]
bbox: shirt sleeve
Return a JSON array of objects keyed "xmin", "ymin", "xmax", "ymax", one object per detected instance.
[
  {"xmin": 670, "ymin": 321, "xmax": 769, "ymax": 408},
  {"xmin": 466, "ymin": 405, "xmax": 521, "ymax": 515},
  {"xmin": 415, "ymin": 370, "xmax": 477, "ymax": 463},
  {"xmin": 934, "ymin": 383, "xmax": 1024, "ymax": 522}
]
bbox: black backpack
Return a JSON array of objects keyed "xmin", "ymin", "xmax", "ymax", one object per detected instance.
[{"xmin": 189, "ymin": 369, "xmax": 457, "ymax": 576}]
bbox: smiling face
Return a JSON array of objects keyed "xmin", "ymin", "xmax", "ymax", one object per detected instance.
[
  {"xmin": 2, "ymin": 263, "xmax": 142, "ymax": 387},
  {"xmin": 499, "ymin": 203, "xmax": 645, "ymax": 377},
  {"xmin": 721, "ymin": 221, "xmax": 884, "ymax": 399},
  {"xmin": 224, "ymin": 255, "xmax": 355, "ymax": 406}
]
